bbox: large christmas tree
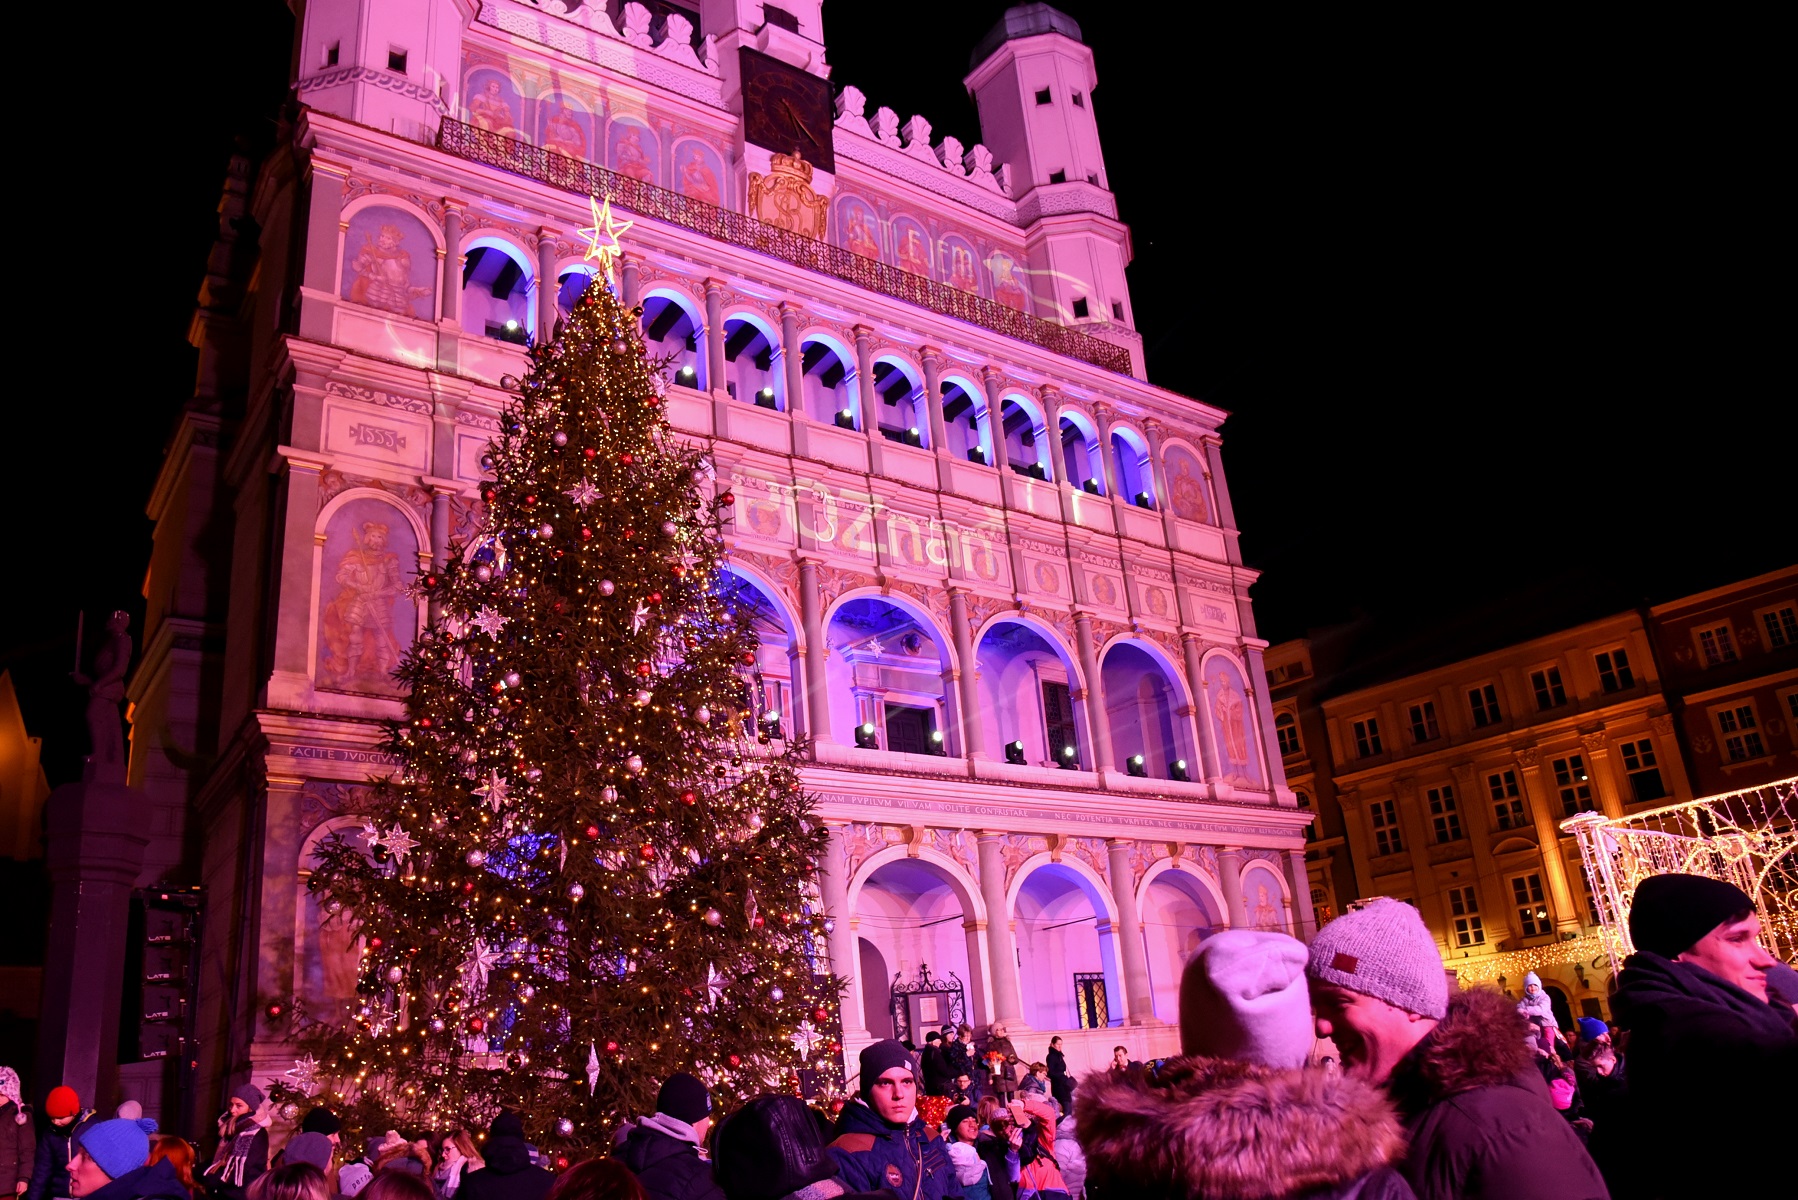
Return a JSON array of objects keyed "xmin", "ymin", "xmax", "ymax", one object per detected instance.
[{"xmin": 288, "ymin": 205, "xmax": 841, "ymax": 1155}]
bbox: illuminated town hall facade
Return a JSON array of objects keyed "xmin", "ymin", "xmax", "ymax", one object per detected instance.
[{"xmin": 130, "ymin": 0, "xmax": 1310, "ymax": 1118}]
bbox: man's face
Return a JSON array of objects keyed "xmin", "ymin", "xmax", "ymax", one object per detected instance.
[
  {"xmin": 69, "ymin": 1151, "xmax": 111, "ymax": 1197},
  {"xmin": 1310, "ymin": 981, "xmax": 1436, "ymax": 1085},
  {"xmin": 1678, "ymin": 913, "xmax": 1775, "ymax": 1000},
  {"xmin": 1112, "ymin": 1049, "xmax": 1128, "ymax": 1067},
  {"xmin": 868, "ymin": 1067, "xmax": 916, "ymax": 1125},
  {"xmin": 955, "ymin": 1116, "xmax": 979, "ymax": 1142},
  {"xmin": 944, "ymin": 1029, "xmax": 957, "ymax": 1042},
  {"xmin": 954, "ymin": 1074, "xmax": 970, "ymax": 1091}
]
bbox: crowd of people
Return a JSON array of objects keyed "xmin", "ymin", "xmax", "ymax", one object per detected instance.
[{"xmin": 6, "ymin": 873, "xmax": 1792, "ymax": 1200}]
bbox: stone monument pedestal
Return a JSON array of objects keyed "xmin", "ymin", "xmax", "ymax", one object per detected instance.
[{"xmin": 35, "ymin": 760, "xmax": 150, "ymax": 1111}]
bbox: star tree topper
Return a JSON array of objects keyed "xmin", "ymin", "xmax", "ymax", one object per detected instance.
[{"xmin": 579, "ymin": 195, "xmax": 634, "ymax": 282}]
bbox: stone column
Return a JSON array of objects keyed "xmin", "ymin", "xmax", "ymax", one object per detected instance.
[
  {"xmin": 920, "ymin": 346, "xmax": 950, "ymax": 466},
  {"xmin": 818, "ymin": 824, "xmax": 867, "ymax": 1039},
  {"xmin": 1183, "ymin": 635, "xmax": 1222, "ymax": 781},
  {"xmin": 980, "ymin": 367, "xmax": 1011, "ymax": 478},
  {"xmin": 1243, "ymin": 644, "xmax": 1285, "ymax": 791},
  {"xmin": 1513, "ymin": 747, "xmax": 1581, "ymax": 934},
  {"xmin": 1106, "ymin": 840, "xmax": 1157, "ymax": 1023},
  {"xmin": 297, "ymin": 160, "xmax": 349, "ymax": 343},
  {"xmin": 950, "ymin": 590, "xmax": 988, "ymax": 758},
  {"xmin": 1073, "ymin": 613, "xmax": 1114, "ymax": 772},
  {"xmin": 1217, "ymin": 847, "xmax": 1250, "ymax": 928},
  {"xmin": 852, "ymin": 324, "xmax": 877, "ymax": 434},
  {"xmin": 704, "ymin": 277, "xmax": 727, "ymax": 395},
  {"xmin": 1580, "ymin": 731, "xmax": 1627, "ymax": 820},
  {"xmin": 1144, "ymin": 418, "xmax": 1177, "ymax": 537},
  {"xmin": 1092, "ymin": 402, "xmax": 1130, "ymax": 519},
  {"xmin": 1202, "ymin": 436, "xmax": 1243, "ymax": 566},
  {"xmin": 271, "ymin": 455, "xmax": 326, "ymax": 680},
  {"xmin": 799, "ymin": 558, "xmax": 833, "ymax": 745},
  {"xmin": 536, "ymin": 227, "xmax": 559, "ymax": 344},
  {"xmin": 780, "ymin": 302, "xmax": 805, "ymax": 413},
  {"xmin": 619, "ymin": 254, "xmax": 642, "ymax": 309},
  {"xmin": 1284, "ymin": 849, "xmax": 1318, "ymax": 940},
  {"xmin": 977, "ymin": 833, "xmax": 1027, "ymax": 1028},
  {"xmin": 429, "ymin": 487, "xmax": 454, "ymax": 626},
  {"xmin": 440, "ymin": 201, "xmax": 464, "ymax": 324},
  {"xmin": 36, "ymin": 770, "xmax": 151, "ymax": 1112}
]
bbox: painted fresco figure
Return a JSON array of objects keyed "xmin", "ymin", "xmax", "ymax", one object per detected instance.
[
  {"xmin": 1252, "ymin": 884, "xmax": 1281, "ymax": 931},
  {"xmin": 679, "ymin": 147, "xmax": 720, "ymax": 204},
  {"xmin": 947, "ymin": 245, "xmax": 979, "ymax": 293},
  {"xmin": 347, "ymin": 224, "xmax": 432, "ymax": 318},
  {"xmin": 847, "ymin": 208, "xmax": 882, "ymax": 260},
  {"xmin": 320, "ymin": 522, "xmax": 406, "ymax": 689},
  {"xmin": 542, "ymin": 105, "xmax": 587, "ymax": 159},
  {"xmin": 896, "ymin": 226, "xmax": 931, "ymax": 277},
  {"xmin": 469, "ymin": 79, "xmax": 518, "ymax": 136},
  {"xmin": 614, "ymin": 126, "xmax": 655, "ymax": 181},
  {"xmin": 1212, "ymin": 669, "xmax": 1251, "ymax": 771}
]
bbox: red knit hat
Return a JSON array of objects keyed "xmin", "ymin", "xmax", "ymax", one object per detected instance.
[{"xmin": 46, "ymin": 1086, "xmax": 80, "ymax": 1120}]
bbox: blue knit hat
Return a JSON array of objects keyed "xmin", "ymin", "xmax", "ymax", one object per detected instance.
[
  {"xmin": 1575, "ymin": 1017, "xmax": 1609, "ymax": 1042},
  {"xmin": 77, "ymin": 1118, "xmax": 155, "ymax": 1180}
]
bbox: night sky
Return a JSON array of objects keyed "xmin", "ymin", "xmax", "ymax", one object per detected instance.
[{"xmin": 9, "ymin": 3, "xmax": 1785, "ymax": 787}]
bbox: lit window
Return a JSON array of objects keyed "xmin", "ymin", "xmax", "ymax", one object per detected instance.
[
  {"xmin": 1468, "ymin": 684, "xmax": 1502, "ymax": 728},
  {"xmin": 1696, "ymin": 624, "xmax": 1738, "ymax": 666},
  {"xmin": 1758, "ymin": 602, "xmax": 1798, "ymax": 648},
  {"xmin": 1488, "ymin": 770, "xmax": 1526, "ymax": 830},
  {"xmin": 1714, "ymin": 703, "xmax": 1765, "ymax": 761},
  {"xmin": 1531, "ymin": 667, "xmax": 1567, "ymax": 710},
  {"xmin": 1552, "ymin": 754, "xmax": 1595, "ymax": 817},
  {"xmin": 1618, "ymin": 738, "xmax": 1666, "ymax": 803},
  {"xmin": 1370, "ymin": 798, "xmax": 1403, "ymax": 856},
  {"xmin": 1276, "ymin": 712, "xmax": 1303, "ymax": 756},
  {"xmin": 1409, "ymin": 701, "xmax": 1439, "ymax": 743},
  {"xmin": 1353, "ymin": 717, "xmax": 1383, "ymax": 759},
  {"xmin": 1449, "ymin": 886, "xmax": 1485, "ymax": 947},
  {"xmin": 1512, "ymin": 873, "xmax": 1550, "ymax": 937},
  {"xmin": 1428, "ymin": 785, "xmax": 1462, "ymax": 844},
  {"xmin": 1595, "ymin": 649, "xmax": 1634, "ymax": 693}
]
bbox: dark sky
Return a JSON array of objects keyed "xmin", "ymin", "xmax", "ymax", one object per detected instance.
[{"xmin": 9, "ymin": 3, "xmax": 1786, "ymax": 786}]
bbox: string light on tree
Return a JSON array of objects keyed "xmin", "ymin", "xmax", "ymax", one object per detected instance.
[{"xmin": 269, "ymin": 226, "xmax": 844, "ymax": 1154}]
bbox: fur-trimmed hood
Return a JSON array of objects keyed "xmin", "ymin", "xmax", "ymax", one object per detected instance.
[
  {"xmin": 1388, "ymin": 986, "xmax": 1531, "ymax": 1112},
  {"xmin": 1076, "ymin": 1056, "xmax": 1407, "ymax": 1199}
]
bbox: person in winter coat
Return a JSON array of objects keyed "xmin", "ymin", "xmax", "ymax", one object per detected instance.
[
  {"xmin": 1082, "ymin": 930, "xmax": 1413, "ymax": 1200},
  {"xmin": 431, "ymin": 1133, "xmax": 483, "ymax": 1200},
  {"xmin": 1516, "ymin": 972, "xmax": 1556, "ymax": 1025},
  {"xmin": 454, "ymin": 1115, "xmax": 551, "ymax": 1200},
  {"xmin": 615, "ymin": 1074, "xmax": 724, "ymax": 1200},
  {"xmin": 69, "ymin": 1118, "xmax": 184, "ymax": 1200},
  {"xmin": 301, "ymin": 1111, "xmax": 344, "ymax": 1150},
  {"xmin": 1608, "ymin": 874, "xmax": 1797, "ymax": 1196},
  {"xmin": 148, "ymin": 1136, "xmax": 204, "ymax": 1200},
  {"xmin": 204, "ymin": 1084, "xmax": 271, "ymax": 1200},
  {"xmin": 1306, "ymin": 898, "xmax": 1608, "ymax": 1200},
  {"xmin": 943, "ymin": 1105, "xmax": 1015, "ymax": 1200},
  {"xmin": 711, "ymin": 1095, "xmax": 888, "ymax": 1200},
  {"xmin": 978, "ymin": 1027, "xmax": 1021, "ymax": 1102},
  {"xmin": 0, "ymin": 1067, "xmax": 35, "ymax": 1199},
  {"xmin": 826, "ymin": 1041, "xmax": 961, "ymax": 1200},
  {"xmin": 920, "ymin": 1033, "xmax": 950, "ymax": 1097},
  {"xmin": 1042, "ymin": 1041, "xmax": 1072, "ymax": 1118},
  {"xmin": 939, "ymin": 1029, "xmax": 974, "ymax": 1091},
  {"xmin": 1008, "ymin": 1097, "xmax": 1067, "ymax": 1200},
  {"xmin": 27, "ymin": 1086, "xmax": 89, "ymax": 1200}
]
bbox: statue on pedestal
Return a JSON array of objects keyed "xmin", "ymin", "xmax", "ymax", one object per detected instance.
[{"xmin": 72, "ymin": 610, "xmax": 132, "ymax": 766}]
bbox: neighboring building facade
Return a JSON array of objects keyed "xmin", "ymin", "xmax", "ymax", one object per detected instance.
[
  {"xmin": 1265, "ymin": 639, "xmax": 1358, "ymax": 927},
  {"xmin": 1645, "ymin": 566, "xmax": 1798, "ymax": 795},
  {"xmin": 1311, "ymin": 612, "xmax": 1690, "ymax": 1022},
  {"xmin": 124, "ymin": 1, "xmax": 1307, "ymax": 1126}
]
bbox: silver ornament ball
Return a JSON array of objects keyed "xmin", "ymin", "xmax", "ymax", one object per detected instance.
[
  {"xmin": 569, "ymin": 882, "xmax": 586, "ymax": 901},
  {"xmin": 552, "ymin": 431, "xmax": 568, "ymax": 446},
  {"xmin": 386, "ymin": 966, "xmax": 404, "ymax": 983},
  {"xmin": 467, "ymin": 849, "xmax": 487, "ymax": 867},
  {"xmin": 599, "ymin": 579, "xmax": 616, "ymax": 596},
  {"xmin": 694, "ymin": 705, "xmax": 711, "ymax": 725},
  {"xmin": 704, "ymin": 908, "xmax": 722, "ymax": 926},
  {"xmin": 555, "ymin": 1118, "xmax": 575, "ymax": 1138},
  {"xmin": 625, "ymin": 754, "xmax": 644, "ymax": 774},
  {"xmin": 602, "ymin": 786, "xmax": 619, "ymax": 803},
  {"xmin": 661, "ymin": 520, "xmax": 677, "ymax": 536},
  {"xmin": 475, "ymin": 565, "xmax": 493, "ymax": 582},
  {"xmin": 769, "ymin": 986, "xmax": 784, "ymax": 1002},
  {"xmin": 540, "ymin": 523, "xmax": 554, "ymax": 538}
]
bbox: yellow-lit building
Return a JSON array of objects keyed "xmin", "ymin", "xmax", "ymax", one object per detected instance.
[{"xmin": 1302, "ymin": 612, "xmax": 1690, "ymax": 1021}]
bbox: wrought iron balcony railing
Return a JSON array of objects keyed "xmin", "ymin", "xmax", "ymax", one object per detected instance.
[{"xmin": 437, "ymin": 119, "xmax": 1133, "ymax": 375}]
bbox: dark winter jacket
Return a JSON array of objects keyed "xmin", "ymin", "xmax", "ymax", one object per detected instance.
[
  {"xmin": 941, "ymin": 1040, "xmax": 974, "ymax": 1083},
  {"xmin": 615, "ymin": 1116, "xmax": 725, "ymax": 1200},
  {"xmin": 203, "ymin": 1115, "xmax": 268, "ymax": 1195},
  {"xmin": 26, "ymin": 1118, "xmax": 79, "ymax": 1200},
  {"xmin": 2, "ymin": 1102, "xmax": 35, "ymax": 1193},
  {"xmin": 86, "ymin": 1158, "xmax": 192, "ymax": 1200},
  {"xmin": 1385, "ymin": 987, "xmax": 1608, "ymax": 1200},
  {"xmin": 921, "ymin": 1045, "xmax": 951, "ymax": 1096},
  {"xmin": 454, "ymin": 1136, "xmax": 554, "ymax": 1200},
  {"xmin": 1076, "ymin": 1052, "xmax": 1415, "ymax": 1200},
  {"xmin": 979, "ymin": 1037, "xmax": 1020, "ymax": 1098},
  {"xmin": 827, "ymin": 1100, "xmax": 961, "ymax": 1200},
  {"xmin": 1609, "ymin": 951, "xmax": 1798, "ymax": 1195},
  {"xmin": 1044, "ymin": 1050, "xmax": 1073, "ymax": 1115},
  {"xmin": 971, "ymin": 1136, "xmax": 1016, "ymax": 1200}
]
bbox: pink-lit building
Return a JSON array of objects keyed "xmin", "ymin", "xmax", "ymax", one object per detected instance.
[{"xmin": 129, "ymin": 0, "xmax": 1307, "ymax": 1123}]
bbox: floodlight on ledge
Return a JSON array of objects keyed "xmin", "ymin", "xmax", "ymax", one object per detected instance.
[
  {"xmin": 1170, "ymin": 759, "xmax": 1190, "ymax": 781},
  {"xmin": 1004, "ymin": 740, "xmax": 1027, "ymax": 765},
  {"xmin": 854, "ymin": 723, "xmax": 879, "ymax": 749},
  {"xmin": 1127, "ymin": 754, "xmax": 1148, "ymax": 778}
]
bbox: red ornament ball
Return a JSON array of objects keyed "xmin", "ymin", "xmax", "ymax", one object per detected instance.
[
  {"xmin": 581, "ymin": 527, "xmax": 593, "ymax": 540},
  {"xmin": 605, "ymin": 1040, "xmax": 620, "ymax": 1053},
  {"xmin": 265, "ymin": 1002, "xmax": 284, "ymax": 1020},
  {"xmin": 751, "ymin": 915, "xmax": 765, "ymax": 929},
  {"xmin": 585, "ymin": 824, "xmax": 601, "ymax": 839},
  {"xmin": 554, "ymin": 1157, "xmax": 569, "ymax": 1171},
  {"xmin": 741, "ymin": 652, "xmax": 756, "ymax": 665},
  {"xmin": 636, "ymin": 662, "xmax": 653, "ymax": 676},
  {"xmin": 620, "ymin": 453, "xmax": 635, "ymax": 465},
  {"xmin": 640, "ymin": 844, "xmax": 657, "ymax": 860},
  {"xmin": 369, "ymin": 937, "xmax": 384, "ymax": 949},
  {"xmin": 814, "ymin": 1006, "xmax": 830, "ymax": 1023},
  {"xmin": 584, "ymin": 448, "xmax": 597, "ymax": 459},
  {"xmin": 647, "ymin": 592, "xmax": 662, "ymax": 604},
  {"xmin": 467, "ymin": 1016, "xmax": 486, "ymax": 1033},
  {"xmin": 461, "ymin": 881, "xmax": 475, "ymax": 894},
  {"xmin": 719, "ymin": 491, "xmax": 735, "ymax": 506},
  {"xmin": 680, "ymin": 790, "xmax": 697, "ymax": 805}
]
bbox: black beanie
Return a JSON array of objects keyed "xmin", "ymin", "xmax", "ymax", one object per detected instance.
[
  {"xmin": 1629, "ymin": 874, "xmax": 1756, "ymax": 958},
  {"xmin": 712, "ymin": 1096, "xmax": 839, "ymax": 1200},
  {"xmin": 858, "ymin": 1039, "xmax": 916, "ymax": 1105},
  {"xmin": 489, "ymin": 1111, "xmax": 525, "ymax": 1140},
  {"xmin": 945, "ymin": 1105, "xmax": 977, "ymax": 1139},
  {"xmin": 300, "ymin": 1107, "xmax": 342, "ymax": 1136},
  {"xmin": 656, "ymin": 1073, "xmax": 713, "ymax": 1125}
]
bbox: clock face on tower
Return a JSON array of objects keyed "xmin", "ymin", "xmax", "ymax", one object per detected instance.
[{"xmin": 739, "ymin": 48, "xmax": 836, "ymax": 173}]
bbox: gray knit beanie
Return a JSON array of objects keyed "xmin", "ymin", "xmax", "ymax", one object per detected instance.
[{"xmin": 1306, "ymin": 897, "xmax": 1448, "ymax": 1019}]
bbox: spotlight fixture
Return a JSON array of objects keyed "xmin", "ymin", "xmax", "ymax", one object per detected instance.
[
  {"xmin": 1169, "ymin": 758, "xmax": 1189, "ymax": 781},
  {"xmin": 1004, "ymin": 740, "xmax": 1026, "ymax": 765},
  {"xmin": 1060, "ymin": 745, "xmax": 1078, "ymax": 769},
  {"xmin": 1126, "ymin": 754, "xmax": 1147, "ymax": 778},
  {"xmin": 854, "ymin": 722, "xmax": 879, "ymax": 749},
  {"xmin": 928, "ymin": 729, "xmax": 947, "ymax": 755}
]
